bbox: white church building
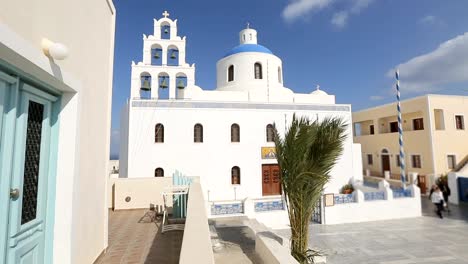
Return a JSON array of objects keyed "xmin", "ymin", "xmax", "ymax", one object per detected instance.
[{"xmin": 119, "ymin": 12, "xmax": 363, "ymax": 217}]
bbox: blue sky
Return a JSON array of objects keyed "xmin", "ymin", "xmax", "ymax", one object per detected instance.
[{"xmin": 110, "ymin": 0, "xmax": 468, "ymax": 157}]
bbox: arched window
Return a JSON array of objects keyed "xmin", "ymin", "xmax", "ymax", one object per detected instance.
[
  {"xmin": 231, "ymin": 124, "xmax": 240, "ymax": 142},
  {"xmin": 194, "ymin": 124, "xmax": 203, "ymax": 143},
  {"xmin": 161, "ymin": 24, "xmax": 170, "ymax": 39},
  {"xmin": 155, "ymin": 168, "xmax": 164, "ymax": 177},
  {"xmin": 266, "ymin": 124, "xmax": 274, "ymax": 142},
  {"xmin": 278, "ymin": 66, "xmax": 282, "ymax": 83},
  {"xmin": 254, "ymin": 63, "xmax": 263, "ymax": 79},
  {"xmin": 228, "ymin": 65, "xmax": 234, "ymax": 82},
  {"xmin": 231, "ymin": 166, "xmax": 240, "ymax": 184},
  {"xmin": 155, "ymin": 123, "xmax": 164, "ymax": 143}
]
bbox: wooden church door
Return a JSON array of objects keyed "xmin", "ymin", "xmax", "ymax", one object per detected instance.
[{"xmin": 262, "ymin": 164, "xmax": 281, "ymax": 196}]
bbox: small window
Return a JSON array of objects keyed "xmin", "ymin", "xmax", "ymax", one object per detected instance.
[
  {"xmin": 370, "ymin": 125, "xmax": 374, "ymax": 135},
  {"xmin": 411, "ymin": 155, "xmax": 422, "ymax": 168},
  {"xmin": 367, "ymin": 154, "xmax": 373, "ymax": 165},
  {"xmin": 228, "ymin": 65, "xmax": 234, "ymax": 82},
  {"xmin": 194, "ymin": 124, "xmax": 203, "ymax": 143},
  {"xmin": 413, "ymin": 118, "xmax": 424, "ymax": 130},
  {"xmin": 455, "ymin": 115, "xmax": 465, "ymax": 130},
  {"xmin": 231, "ymin": 124, "xmax": 240, "ymax": 142},
  {"xmin": 447, "ymin": 155, "xmax": 456, "ymax": 170},
  {"xmin": 278, "ymin": 67, "xmax": 282, "ymax": 83},
  {"xmin": 390, "ymin": 122, "xmax": 398, "ymax": 133},
  {"xmin": 266, "ymin": 124, "xmax": 274, "ymax": 142},
  {"xmin": 155, "ymin": 168, "xmax": 164, "ymax": 177},
  {"xmin": 396, "ymin": 155, "xmax": 401, "ymax": 167},
  {"xmin": 231, "ymin": 166, "xmax": 240, "ymax": 184},
  {"xmin": 434, "ymin": 109, "xmax": 445, "ymax": 130},
  {"xmin": 254, "ymin": 63, "xmax": 263, "ymax": 79},
  {"xmin": 155, "ymin": 124, "xmax": 164, "ymax": 143}
]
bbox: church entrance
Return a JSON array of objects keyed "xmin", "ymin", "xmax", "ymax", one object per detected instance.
[{"xmin": 262, "ymin": 164, "xmax": 281, "ymax": 196}]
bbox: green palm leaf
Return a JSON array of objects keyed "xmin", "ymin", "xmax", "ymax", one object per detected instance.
[{"xmin": 274, "ymin": 114, "xmax": 347, "ymax": 263}]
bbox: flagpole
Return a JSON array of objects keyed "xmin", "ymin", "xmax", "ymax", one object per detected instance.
[{"xmin": 396, "ymin": 70, "xmax": 406, "ymax": 189}]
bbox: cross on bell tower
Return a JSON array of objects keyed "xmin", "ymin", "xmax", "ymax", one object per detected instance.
[{"xmin": 162, "ymin": 10, "xmax": 170, "ymax": 18}]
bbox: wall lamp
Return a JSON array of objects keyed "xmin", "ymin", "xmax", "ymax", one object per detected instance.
[{"xmin": 42, "ymin": 38, "xmax": 69, "ymax": 60}]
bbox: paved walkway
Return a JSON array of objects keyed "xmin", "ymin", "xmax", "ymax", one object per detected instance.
[
  {"xmin": 211, "ymin": 218, "xmax": 262, "ymax": 264},
  {"xmin": 95, "ymin": 209, "xmax": 183, "ymax": 264},
  {"xmin": 276, "ymin": 199, "xmax": 468, "ymax": 264}
]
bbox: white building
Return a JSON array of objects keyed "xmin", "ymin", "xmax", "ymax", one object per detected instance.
[
  {"xmin": 0, "ymin": 1, "xmax": 115, "ymax": 263},
  {"xmin": 119, "ymin": 12, "xmax": 362, "ymax": 205}
]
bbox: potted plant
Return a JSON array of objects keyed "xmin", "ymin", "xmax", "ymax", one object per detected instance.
[{"xmin": 340, "ymin": 183, "xmax": 354, "ymax": 194}]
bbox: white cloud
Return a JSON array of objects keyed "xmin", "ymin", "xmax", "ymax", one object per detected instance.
[
  {"xmin": 331, "ymin": 0, "xmax": 374, "ymax": 28},
  {"xmin": 281, "ymin": 0, "xmax": 375, "ymax": 27},
  {"xmin": 419, "ymin": 15, "xmax": 436, "ymax": 24},
  {"xmin": 369, "ymin": 95, "xmax": 384, "ymax": 100},
  {"xmin": 387, "ymin": 32, "xmax": 468, "ymax": 93},
  {"xmin": 418, "ymin": 15, "xmax": 443, "ymax": 26},
  {"xmin": 331, "ymin": 11, "xmax": 348, "ymax": 28}
]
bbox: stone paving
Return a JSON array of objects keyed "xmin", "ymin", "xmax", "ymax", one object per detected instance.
[
  {"xmin": 95, "ymin": 209, "xmax": 183, "ymax": 264},
  {"xmin": 276, "ymin": 198, "xmax": 468, "ymax": 264},
  {"xmin": 211, "ymin": 218, "xmax": 262, "ymax": 264}
]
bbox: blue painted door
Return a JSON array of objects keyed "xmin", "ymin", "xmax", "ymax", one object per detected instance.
[{"xmin": 0, "ymin": 74, "xmax": 58, "ymax": 264}]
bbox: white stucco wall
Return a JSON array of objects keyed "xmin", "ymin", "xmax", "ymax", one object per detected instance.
[
  {"xmin": 123, "ymin": 101, "xmax": 355, "ymax": 201},
  {"xmin": 0, "ymin": 1, "xmax": 115, "ymax": 263}
]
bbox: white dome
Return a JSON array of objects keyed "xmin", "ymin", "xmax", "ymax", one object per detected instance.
[{"xmin": 311, "ymin": 86, "xmax": 328, "ymax": 95}]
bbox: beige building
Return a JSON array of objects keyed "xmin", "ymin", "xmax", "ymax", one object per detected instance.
[
  {"xmin": 353, "ymin": 94, "xmax": 468, "ymax": 191},
  {"xmin": 1, "ymin": 1, "xmax": 115, "ymax": 263}
]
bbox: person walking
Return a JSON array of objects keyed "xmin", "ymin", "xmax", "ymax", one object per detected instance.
[
  {"xmin": 431, "ymin": 186, "xmax": 445, "ymax": 219},
  {"xmin": 438, "ymin": 179, "xmax": 451, "ymax": 213}
]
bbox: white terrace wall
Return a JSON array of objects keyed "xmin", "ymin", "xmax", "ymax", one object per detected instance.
[
  {"xmin": 324, "ymin": 183, "xmax": 421, "ymax": 225},
  {"xmin": 448, "ymin": 172, "xmax": 468, "ymax": 205},
  {"xmin": 112, "ymin": 177, "xmax": 172, "ymax": 211},
  {"xmin": 179, "ymin": 181, "xmax": 215, "ymax": 264}
]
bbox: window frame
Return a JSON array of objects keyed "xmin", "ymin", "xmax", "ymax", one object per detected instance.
[
  {"xmin": 194, "ymin": 123, "xmax": 203, "ymax": 143},
  {"xmin": 155, "ymin": 123, "xmax": 164, "ymax": 143},
  {"xmin": 447, "ymin": 155, "xmax": 457, "ymax": 170},
  {"xmin": 367, "ymin": 154, "xmax": 373, "ymax": 165},
  {"xmin": 412, "ymin": 118, "xmax": 424, "ymax": 131},
  {"xmin": 389, "ymin": 121, "xmax": 399, "ymax": 133},
  {"xmin": 266, "ymin": 124, "xmax": 274, "ymax": 142},
  {"xmin": 231, "ymin": 166, "xmax": 241, "ymax": 185},
  {"xmin": 369, "ymin": 125, "xmax": 375, "ymax": 135},
  {"xmin": 455, "ymin": 115, "xmax": 465, "ymax": 130},
  {"xmin": 254, "ymin": 63, "xmax": 263, "ymax": 79},
  {"xmin": 155, "ymin": 167, "xmax": 164, "ymax": 177},
  {"xmin": 231, "ymin": 123, "xmax": 240, "ymax": 142},
  {"xmin": 228, "ymin": 65, "xmax": 234, "ymax": 82},
  {"xmin": 411, "ymin": 154, "xmax": 422, "ymax": 169}
]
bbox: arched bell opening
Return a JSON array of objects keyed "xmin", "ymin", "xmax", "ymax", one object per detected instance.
[
  {"xmin": 175, "ymin": 73, "xmax": 187, "ymax": 99},
  {"xmin": 151, "ymin": 44, "xmax": 163, "ymax": 66},
  {"xmin": 161, "ymin": 22, "xmax": 170, "ymax": 40},
  {"xmin": 167, "ymin": 45, "xmax": 179, "ymax": 66},
  {"xmin": 158, "ymin": 72, "xmax": 170, "ymax": 99},
  {"xmin": 139, "ymin": 72, "xmax": 152, "ymax": 99}
]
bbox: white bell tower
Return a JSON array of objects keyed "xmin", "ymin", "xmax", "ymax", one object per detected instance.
[{"xmin": 130, "ymin": 11, "xmax": 196, "ymax": 100}]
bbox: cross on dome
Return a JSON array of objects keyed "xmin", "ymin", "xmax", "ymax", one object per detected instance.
[
  {"xmin": 246, "ymin": 22, "xmax": 250, "ymax": 29},
  {"xmin": 316, "ymin": 84, "xmax": 320, "ymax": 90},
  {"xmin": 162, "ymin": 10, "xmax": 170, "ymax": 18}
]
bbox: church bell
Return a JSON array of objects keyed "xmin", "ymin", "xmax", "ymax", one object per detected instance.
[
  {"xmin": 170, "ymin": 51, "xmax": 177, "ymax": 59},
  {"xmin": 159, "ymin": 77, "xmax": 168, "ymax": 89},
  {"xmin": 164, "ymin": 28, "xmax": 169, "ymax": 34},
  {"xmin": 153, "ymin": 51, "xmax": 160, "ymax": 59},
  {"xmin": 141, "ymin": 79, "xmax": 151, "ymax": 91},
  {"xmin": 177, "ymin": 79, "xmax": 185, "ymax": 89}
]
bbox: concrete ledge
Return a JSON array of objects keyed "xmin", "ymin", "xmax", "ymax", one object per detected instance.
[
  {"xmin": 179, "ymin": 182, "xmax": 215, "ymax": 264},
  {"xmin": 255, "ymin": 232, "xmax": 299, "ymax": 264}
]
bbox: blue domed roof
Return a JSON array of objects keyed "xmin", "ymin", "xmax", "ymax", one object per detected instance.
[{"xmin": 223, "ymin": 44, "xmax": 273, "ymax": 58}]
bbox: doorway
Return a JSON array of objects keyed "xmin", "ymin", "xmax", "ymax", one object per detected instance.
[
  {"xmin": 0, "ymin": 72, "xmax": 59, "ymax": 264},
  {"xmin": 381, "ymin": 152, "xmax": 391, "ymax": 177},
  {"xmin": 262, "ymin": 164, "xmax": 281, "ymax": 196}
]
